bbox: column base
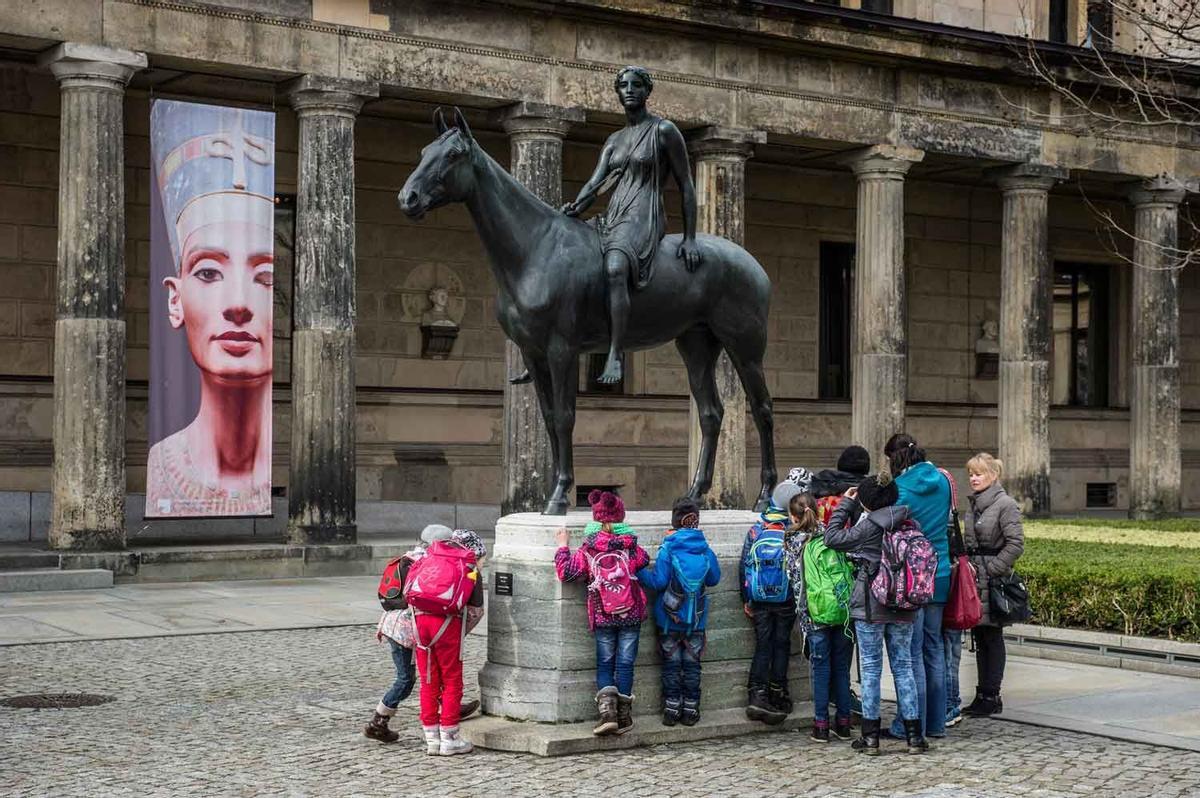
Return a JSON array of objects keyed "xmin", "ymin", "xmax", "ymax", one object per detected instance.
[
  {"xmin": 286, "ymin": 523, "xmax": 357, "ymax": 545},
  {"xmin": 47, "ymin": 527, "xmax": 125, "ymax": 552}
]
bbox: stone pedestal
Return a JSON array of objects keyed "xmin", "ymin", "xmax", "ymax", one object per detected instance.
[
  {"xmin": 1128, "ymin": 177, "xmax": 1186, "ymax": 520},
  {"xmin": 686, "ymin": 127, "xmax": 765, "ymax": 509},
  {"xmin": 284, "ymin": 76, "xmax": 378, "ymax": 544},
  {"xmin": 40, "ymin": 43, "xmax": 146, "ymax": 550},
  {"xmin": 478, "ymin": 510, "xmax": 807, "ymax": 725},
  {"xmin": 842, "ymin": 145, "xmax": 923, "ymax": 469},
  {"xmin": 496, "ymin": 103, "xmax": 583, "ymax": 515},
  {"xmin": 991, "ymin": 164, "xmax": 1066, "ymax": 517}
]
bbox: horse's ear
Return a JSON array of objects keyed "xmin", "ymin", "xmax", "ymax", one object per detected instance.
[
  {"xmin": 453, "ymin": 107, "xmax": 473, "ymax": 142},
  {"xmin": 433, "ymin": 107, "xmax": 448, "ymax": 135}
]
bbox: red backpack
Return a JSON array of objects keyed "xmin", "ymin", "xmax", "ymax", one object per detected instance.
[{"xmin": 377, "ymin": 555, "xmax": 413, "ymax": 611}]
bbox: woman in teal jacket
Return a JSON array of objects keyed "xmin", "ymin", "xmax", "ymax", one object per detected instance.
[
  {"xmin": 884, "ymin": 433, "xmax": 952, "ymax": 740},
  {"xmin": 639, "ymin": 497, "xmax": 721, "ymax": 726}
]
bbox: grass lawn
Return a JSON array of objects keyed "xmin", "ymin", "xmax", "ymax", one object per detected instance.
[{"xmin": 1025, "ymin": 517, "xmax": 1200, "ymax": 548}]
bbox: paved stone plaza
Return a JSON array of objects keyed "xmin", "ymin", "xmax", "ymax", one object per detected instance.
[{"xmin": 3, "ymin": 622, "xmax": 1199, "ymax": 798}]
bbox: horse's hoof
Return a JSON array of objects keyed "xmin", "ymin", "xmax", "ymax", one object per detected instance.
[{"xmin": 542, "ymin": 499, "xmax": 569, "ymax": 516}]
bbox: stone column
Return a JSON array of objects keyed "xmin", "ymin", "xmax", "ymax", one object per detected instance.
[
  {"xmin": 687, "ymin": 127, "xmax": 765, "ymax": 509},
  {"xmin": 284, "ymin": 76, "xmax": 378, "ymax": 544},
  {"xmin": 1128, "ymin": 177, "xmax": 1187, "ymax": 519},
  {"xmin": 495, "ymin": 103, "xmax": 583, "ymax": 515},
  {"xmin": 841, "ymin": 145, "xmax": 923, "ymax": 471},
  {"xmin": 39, "ymin": 43, "xmax": 146, "ymax": 550},
  {"xmin": 990, "ymin": 163, "xmax": 1067, "ymax": 517}
]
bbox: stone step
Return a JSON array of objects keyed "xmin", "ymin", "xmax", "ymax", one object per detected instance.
[
  {"xmin": 0, "ymin": 552, "xmax": 60, "ymax": 570},
  {"xmin": 0, "ymin": 568, "xmax": 113, "ymax": 593}
]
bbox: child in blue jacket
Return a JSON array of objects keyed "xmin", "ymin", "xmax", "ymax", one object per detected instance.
[{"xmin": 639, "ymin": 496, "xmax": 721, "ymax": 727}]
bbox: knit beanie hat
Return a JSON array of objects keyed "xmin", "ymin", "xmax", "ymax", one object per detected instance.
[
  {"xmin": 837, "ymin": 445, "xmax": 871, "ymax": 477},
  {"xmin": 671, "ymin": 496, "xmax": 701, "ymax": 530},
  {"xmin": 588, "ymin": 489, "xmax": 625, "ymax": 524},
  {"xmin": 420, "ymin": 523, "xmax": 454, "ymax": 544},
  {"xmin": 452, "ymin": 528, "xmax": 486, "ymax": 559},
  {"xmin": 770, "ymin": 480, "xmax": 803, "ymax": 512},
  {"xmin": 856, "ymin": 474, "xmax": 899, "ymax": 511},
  {"xmin": 785, "ymin": 467, "xmax": 814, "ymax": 492}
]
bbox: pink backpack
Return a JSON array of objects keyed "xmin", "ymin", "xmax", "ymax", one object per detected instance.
[
  {"xmin": 587, "ymin": 550, "xmax": 637, "ymax": 617},
  {"xmin": 403, "ymin": 540, "xmax": 477, "ymax": 617},
  {"xmin": 871, "ymin": 518, "xmax": 936, "ymax": 611}
]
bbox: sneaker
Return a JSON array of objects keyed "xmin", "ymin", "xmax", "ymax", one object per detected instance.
[
  {"xmin": 832, "ymin": 717, "xmax": 853, "ymax": 741},
  {"xmin": 439, "ymin": 725, "xmax": 473, "ymax": 756},
  {"xmin": 946, "ymin": 708, "xmax": 963, "ymax": 727},
  {"xmin": 423, "ymin": 726, "xmax": 441, "ymax": 756},
  {"xmin": 810, "ymin": 722, "xmax": 830, "ymax": 743}
]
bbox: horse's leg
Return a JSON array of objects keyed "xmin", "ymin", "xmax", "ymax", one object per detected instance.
[
  {"xmin": 726, "ymin": 349, "xmax": 777, "ymax": 512},
  {"xmin": 675, "ymin": 326, "xmax": 724, "ymax": 502},
  {"xmin": 523, "ymin": 353, "xmax": 559, "ymax": 498},
  {"xmin": 542, "ymin": 345, "xmax": 579, "ymax": 515}
]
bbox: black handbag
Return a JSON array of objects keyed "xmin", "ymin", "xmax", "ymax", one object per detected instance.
[{"xmin": 988, "ymin": 571, "xmax": 1032, "ymax": 624}]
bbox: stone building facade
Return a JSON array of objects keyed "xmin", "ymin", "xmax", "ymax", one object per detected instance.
[{"xmin": 0, "ymin": 0, "xmax": 1196, "ymax": 547}]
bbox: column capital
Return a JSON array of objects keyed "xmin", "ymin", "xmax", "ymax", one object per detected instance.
[
  {"xmin": 283, "ymin": 75, "xmax": 378, "ymax": 119},
  {"xmin": 686, "ymin": 126, "xmax": 766, "ymax": 160},
  {"xmin": 1128, "ymin": 175, "xmax": 1188, "ymax": 208},
  {"xmin": 493, "ymin": 102, "xmax": 584, "ymax": 138},
  {"xmin": 988, "ymin": 162, "xmax": 1069, "ymax": 192},
  {"xmin": 38, "ymin": 43, "xmax": 146, "ymax": 90},
  {"xmin": 840, "ymin": 144, "xmax": 924, "ymax": 177}
]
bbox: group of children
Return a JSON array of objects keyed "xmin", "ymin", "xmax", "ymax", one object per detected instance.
[{"xmin": 362, "ymin": 439, "xmax": 964, "ymax": 756}]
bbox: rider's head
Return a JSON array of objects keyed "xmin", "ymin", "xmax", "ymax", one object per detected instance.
[{"xmin": 614, "ymin": 65, "xmax": 654, "ymax": 97}]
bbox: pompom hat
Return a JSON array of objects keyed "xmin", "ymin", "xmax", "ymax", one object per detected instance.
[{"xmin": 588, "ymin": 489, "xmax": 626, "ymax": 524}]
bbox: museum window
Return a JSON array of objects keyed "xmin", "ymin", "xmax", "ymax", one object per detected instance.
[
  {"xmin": 860, "ymin": 0, "xmax": 893, "ymax": 13},
  {"xmin": 1084, "ymin": 0, "xmax": 1114, "ymax": 48},
  {"xmin": 819, "ymin": 241, "xmax": 855, "ymax": 400},
  {"xmin": 1049, "ymin": 0, "xmax": 1070, "ymax": 43},
  {"xmin": 1052, "ymin": 263, "xmax": 1110, "ymax": 408}
]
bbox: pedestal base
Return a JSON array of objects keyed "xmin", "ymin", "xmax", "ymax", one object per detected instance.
[{"xmin": 479, "ymin": 509, "xmax": 810, "ymax": 727}]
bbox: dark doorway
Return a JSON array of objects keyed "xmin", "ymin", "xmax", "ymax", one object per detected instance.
[{"xmin": 819, "ymin": 241, "xmax": 856, "ymax": 400}]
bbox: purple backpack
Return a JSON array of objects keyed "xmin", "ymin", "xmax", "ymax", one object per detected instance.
[{"xmin": 871, "ymin": 519, "xmax": 936, "ymax": 611}]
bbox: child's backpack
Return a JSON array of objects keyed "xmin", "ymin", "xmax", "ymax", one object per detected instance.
[
  {"xmin": 744, "ymin": 522, "xmax": 789, "ymax": 603},
  {"xmin": 377, "ymin": 555, "xmax": 412, "ymax": 611},
  {"xmin": 803, "ymin": 535, "xmax": 854, "ymax": 626},
  {"xmin": 816, "ymin": 495, "xmax": 842, "ymax": 529},
  {"xmin": 661, "ymin": 549, "xmax": 711, "ymax": 632},
  {"xmin": 870, "ymin": 518, "xmax": 936, "ymax": 611},
  {"xmin": 587, "ymin": 549, "xmax": 638, "ymax": 617},
  {"xmin": 402, "ymin": 540, "xmax": 477, "ymax": 617}
]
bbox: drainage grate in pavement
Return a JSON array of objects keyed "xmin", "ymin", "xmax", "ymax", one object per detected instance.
[{"xmin": 1, "ymin": 693, "xmax": 115, "ymax": 709}]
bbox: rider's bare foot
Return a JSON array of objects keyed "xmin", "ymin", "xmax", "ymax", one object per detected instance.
[{"xmin": 598, "ymin": 357, "xmax": 623, "ymax": 384}]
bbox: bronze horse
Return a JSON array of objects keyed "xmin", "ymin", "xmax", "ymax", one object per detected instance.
[{"xmin": 399, "ymin": 109, "xmax": 776, "ymax": 514}]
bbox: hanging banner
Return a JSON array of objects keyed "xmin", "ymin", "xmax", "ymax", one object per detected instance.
[{"xmin": 146, "ymin": 99, "xmax": 276, "ymax": 518}]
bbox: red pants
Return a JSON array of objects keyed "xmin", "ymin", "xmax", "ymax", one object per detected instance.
[{"xmin": 414, "ymin": 613, "xmax": 464, "ymax": 728}]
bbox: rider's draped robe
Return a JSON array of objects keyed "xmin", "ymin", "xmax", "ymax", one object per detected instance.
[{"xmin": 591, "ymin": 115, "xmax": 666, "ymax": 290}]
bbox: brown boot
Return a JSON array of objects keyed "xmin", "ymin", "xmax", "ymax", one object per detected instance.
[
  {"xmin": 593, "ymin": 687, "xmax": 619, "ymax": 735},
  {"xmin": 616, "ymin": 693, "xmax": 634, "ymax": 735},
  {"xmin": 363, "ymin": 712, "xmax": 399, "ymax": 743}
]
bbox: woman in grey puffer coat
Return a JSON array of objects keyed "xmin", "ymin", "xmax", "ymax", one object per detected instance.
[{"xmin": 961, "ymin": 452, "xmax": 1024, "ymax": 718}]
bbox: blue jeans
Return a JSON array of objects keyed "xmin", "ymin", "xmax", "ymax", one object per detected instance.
[
  {"xmin": 855, "ymin": 620, "xmax": 918, "ymax": 723},
  {"xmin": 808, "ymin": 626, "xmax": 853, "ymax": 722},
  {"xmin": 659, "ymin": 630, "xmax": 704, "ymax": 703},
  {"xmin": 595, "ymin": 625, "xmax": 640, "ymax": 695},
  {"xmin": 382, "ymin": 639, "xmax": 416, "ymax": 709},
  {"xmin": 889, "ymin": 604, "xmax": 947, "ymax": 737},
  {"xmin": 944, "ymin": 628, "xmax": 963, "ymax": 717}
]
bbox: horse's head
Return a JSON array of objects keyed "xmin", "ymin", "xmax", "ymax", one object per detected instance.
[{"xmin": 398, "ymin": 108, "xmax": 478, "ymax": 221}]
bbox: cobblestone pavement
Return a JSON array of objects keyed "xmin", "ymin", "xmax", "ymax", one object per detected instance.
[{"xmin": 3, "ymin": 626, "xmax": 1198, "ymax": 798}]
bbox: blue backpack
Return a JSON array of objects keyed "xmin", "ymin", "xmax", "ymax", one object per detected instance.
[
  {"xmin": 661, "ymin": 550, "xmax": 710, "ymax": 632},
  {"xmin": 744, "ymin": 522, "xmax": 789, "ymax": 603}
]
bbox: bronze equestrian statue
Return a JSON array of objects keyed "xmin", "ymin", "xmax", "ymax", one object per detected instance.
[{"xmin": 399, "ymin": 68, "xmax": 777, "ymax": 515}]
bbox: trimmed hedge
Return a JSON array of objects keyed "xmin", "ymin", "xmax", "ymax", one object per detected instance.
[{"xmin": 1020, "ymin": 538, "xmax": 1200, "ymax": 642}]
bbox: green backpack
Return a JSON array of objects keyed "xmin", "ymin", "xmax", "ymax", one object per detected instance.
[{"xmin": 803, "ymin": 535, "xmax": 854, "ymax": 626}]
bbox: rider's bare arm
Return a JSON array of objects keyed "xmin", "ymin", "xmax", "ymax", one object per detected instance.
[
  {"xmin": 562, "ymin": 142, "xmax": 615, "ymax": 216},
  {"xmin": 660, "ymin": 120, "xmax": 701, "ymax": 270}
]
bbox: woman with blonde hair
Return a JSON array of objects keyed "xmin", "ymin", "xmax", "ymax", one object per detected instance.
[{"xmin": 961, "ymin": 452, "xmax": 1025, "ymax": 718}]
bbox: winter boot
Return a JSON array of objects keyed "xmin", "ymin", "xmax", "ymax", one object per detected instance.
[
  {"xmin": 833, "ymin": 716, "xmax": 853, "ymax": 741},
  {"xmin": 904, "ymin": 718, "xmax": 929, "ymax": 754},
  {"xmin": 852, "ymin": 717, "xmax": 881, "ymax": 756},
  {"xmin": 810, "ymin": 719, "xmax": 830, "ymax": 743},
  {"xmin": 439, "ymin": 725, "xmax": 473, "ymax": 756},
  {"xmin": 459, "ymin": 698, "xmax": 481, "ymax": 719},
  {"xmin": 768, "ymin": 682, "xmax": 794, "ymax": 715},
  {"xmin": 680, "ymin": 697, "xmax": 700, "ymax": 727},
  {"xmin": 422, "ymin": 726, "xmax": 441, "ymax": 755},
  {"xmin": 662, "ymin": 696, "xmax": 681, "ymax": 727},
  {"xmin": 963, "ymin": 691, "xmax": 1002, "ymax": 717},
  {"xmin": 746, "ymin": 687, "xmax": 786, "ymax": 725},
  {"xmin": 593, "ymin": 686, "xmax": 619, "ymax": 736},
  {"xmin": 616, "ymin": 693, "xmax": 634, "ymax": 735},
  {"xmin": 363, "ymin": 711, "xmax": 400, "ymax": 743}
]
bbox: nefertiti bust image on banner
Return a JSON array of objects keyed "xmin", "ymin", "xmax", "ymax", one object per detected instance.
[{"xmin": 146, "ymin": 99, "xmax": 276, "ymax": 519}]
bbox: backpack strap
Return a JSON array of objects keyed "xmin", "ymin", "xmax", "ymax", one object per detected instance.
[
  {"xmin": 937, "ymin": 467, "xmax": 959, "ymax": 508},
  {"xmin": 412, "ymin": 611, "xmax": 456, "ymax": 681}
]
